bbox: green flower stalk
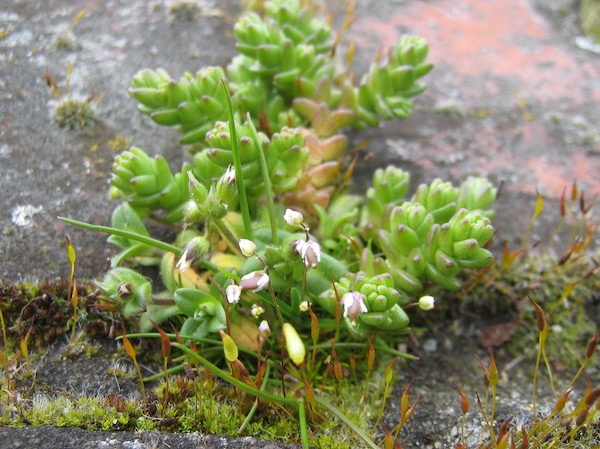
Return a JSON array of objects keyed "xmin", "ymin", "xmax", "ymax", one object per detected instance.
[
  {"xmin": 202, "ymin": 120, "xmax": 308, "ymax": 195},
  {"xmin": 319, "ymin": 272, "xmax": 410, "ymax": 339}
]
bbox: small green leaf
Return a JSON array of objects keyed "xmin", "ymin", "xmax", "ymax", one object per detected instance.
[{"xmin": 174, "ymin": 288, "xmax": 219, "ymax": 317}]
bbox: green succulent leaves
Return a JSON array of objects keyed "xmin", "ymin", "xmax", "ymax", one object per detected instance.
[
  {"xmin": 360, "ymin": 168, "xmax": 497, "ymax": 292},
  {"xmin": 343, "ymin": 36, "xmax": 433, "ymax": 128},
  {"xmin": 175, "ymin": 288, "xmax": 227, "ymax": 339},
  {"xmin": 128, "ymin": 0, "xmax": 431, "ymax": 144},
  {"xmin": 130, "ymin": 67, "xmax": 229, "ymax": 145},
  {"xmin": 90, "ymin": 0, "xmax": 500, "ymax": 368},
  {"xmin": 110, "ymin": 147, "xmax": 189, "ymax": 222},
  {"xmin": 319, "ymin": 272, "xmax": 410, "ymax": 339},
  {"xmin": 378, "ymin": 206, "xmax": 494, "ymax": 292}
]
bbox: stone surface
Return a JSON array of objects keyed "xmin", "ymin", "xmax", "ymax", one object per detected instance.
[
  {"xmin": 1, "ymin": 0, "xmax": 598, "ymax": 448},
  {"xmin": 0, "ymin": 426, "xmax": 298, "ymax": 449},
  {"xmin": 2, "ymin": 0, "xmax": 599, "ymax": 282}
]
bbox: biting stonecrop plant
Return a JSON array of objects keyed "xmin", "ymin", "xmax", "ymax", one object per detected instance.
[{"xmin": 61, "ymin": 1, "xmax": 498, "ymax": 446}]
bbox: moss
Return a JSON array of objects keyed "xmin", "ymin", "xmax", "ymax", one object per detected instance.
[
  {"xmin": 581, "ymin": 0, "xmax": 600, "ymax": 43},
  {"xmin": 52, "ymin": 97, "xmax": 95, "ymax": 130}
]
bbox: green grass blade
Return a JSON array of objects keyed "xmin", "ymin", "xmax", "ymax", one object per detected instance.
[{"xmin": 221, "ymin": 79, "xmax": 253, "ymax": 240}]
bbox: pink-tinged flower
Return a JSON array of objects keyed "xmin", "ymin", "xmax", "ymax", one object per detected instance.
[
  {"xmin": 342, "ymin": 291, "xmax": 368, "ymax": 324},
  {"xmin": 240, "ymin": 270, "xmax": 270, "ymax": 292},
  {"xmin": 284, "ymin": 208, "xmax": 304, "ymax": 226},
  {"xmin": 293, "ymin": 239, "xmax": 321, "ymax": 268},
  {"xmin": 238, "ymin": 239, "xmax": 257, "ymax": 257},
  {"xmin": 220, "ymin": 165, "xmax": 236, "ymax": 185},
  {"xmin": 258, "ymin": 320, "xmax": 271, "ymax": 338},
  {"xmin": 226, "ymin": 284, "xmax": 242, "ymax": 304}
]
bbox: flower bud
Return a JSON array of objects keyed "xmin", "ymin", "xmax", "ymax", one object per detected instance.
[
  {"xmin": 251, "ymin": 303, "xmax": 265, "ymax": 318},
  {"xmin": 226, "ymin": 284, "xmax": 242, "ymax": 304},
  {"xmin": 215, "ymin": 165, "xmax": 237, "ymax": 204},
  {"xmin": 258, "ymin": 320, "xmax": 271, "ymax": 338},
  {"xmin": 292, "ymin": 239, "xmax": 321, "ymax": 268},
  {"xmin": 284, "ymin": 208, "xmax": 304, "ymax": 226},
  {"xmin": 240, "ymin": 270, "xmax": 270, "ymax": 292},
  {"xmin": 299, "ymin": 301, "xmax": 310, "ymax": 312},
  {"xmin": 188, "ymin": 171, "xmax": 208, "ymax": 204},
  {"xmin": 239, "ymin": 239, "xmax": 257, "ymax": 257},
  {"xmin": 220, "ymin": 330, "xmax": 239, "ymax": 362},
  {"xmin": 418, "ymin": 295, "xmax": 435, "ymax": 311},
  {"xmin": 183, "ymin": 200, "xmax": 203, "ymax": 225},
  {"xmin": 282, "ymin": 322, "xmax": 306, "ymax": 366},
  {"xmin": 176, "ymin": 236, "xmax": 210, "ymax": 273}
]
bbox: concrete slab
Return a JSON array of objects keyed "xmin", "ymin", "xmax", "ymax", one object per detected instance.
[{"xmin": 1, "ymin": 0, "xmax": 598, "ymax": 281}]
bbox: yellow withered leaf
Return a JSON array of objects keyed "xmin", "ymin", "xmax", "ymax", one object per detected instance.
[
  {"xmin": 122, "ymin": 333, "xmax": 137, "ymax": 361},
  {"xmin": 220, "ymin": 330, "xmax": 239, "ymax": 362},
  {"xmin": 210, "ymin": 252, "xmax": 244, "ymax": 272},
  {"xmin": 228, "ymin": 312, "xmax": 260, "ymax": 352}
]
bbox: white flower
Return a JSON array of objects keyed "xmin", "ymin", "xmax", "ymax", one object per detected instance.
[
  {"xmin": 221, "ymin": 165, "xmax": 236, "ymax": 185},
  {"xmin": 251, "ymin": 304, "xmax": 265, "ymax": 318},
  {"xmin": 176, "ymin": 236, "xmax": 208, "ymax": 273},
  {"xmin": 342, "ymin": 291, "xmax": 368, "ymax": 324},
  {"xmin": 258, "ymin": 320, "xmax": 271, "ymax": 338},
  {"xmin": 240, "ymin": 270, "xmax": 270, "ymax": 292},
  {"xmin": 176, "ymin": 251, "xmax": 193, "ymax": 273},
  {"xmin": 418, "ymin": 295, "xmax": 435, "ymax": 311},
  {"xmin": 284, "ymin": 208, "xmax": 304, "ymax": 226},
  {"xmin": 299, "ymin": 301, "xmax": 310, "ymax": 312},
  {"xmin": 239, "ymin": 239, "xmax": 257, "ymax": 257},
  {"xmin": 226, "ymin": 284, "xmax": 242, "ymax": 304},
  {"xmin": 293, "ymin": 239, "xmax": 321, "ymax": 268}
]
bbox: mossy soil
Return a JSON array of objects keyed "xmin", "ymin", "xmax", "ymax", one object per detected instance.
[{"xmin": 1, "ymin": 271, "xmax": 598, "ymax": 448}]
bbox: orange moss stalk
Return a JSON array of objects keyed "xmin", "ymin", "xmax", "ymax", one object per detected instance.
[{"xmin": 122, "ymin": 331, "xmax": 146, "ymax": 403}]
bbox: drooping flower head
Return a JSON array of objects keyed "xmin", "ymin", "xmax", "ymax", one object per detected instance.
[
  {"xmin": 258, "ymin": 320, "xmax": 271, "ymax": 338},
  {"xmin": 292, "ymin": 239, "xmax": 321, "ymax": 268},
  {"xmin": 226, "ymin": 284, "xmax": 242, "ymax": 304},
  {"xmin": 240, "ymin": 270, "xmax": 270, "ymax": 292},
  {"xmin": 239, "ymin": 238, "xmax": 257, "ymax": 257},
  {"xmin": 176, "ymin": 236, "xmax": 210, "ymax": 272},
  {"xmin": 284, "ymin": 208, "xmax": 304, "ymax": 226},
  {"xmin": 342, "ymin": 291, "xmax": 368, "ymax": 324}
]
